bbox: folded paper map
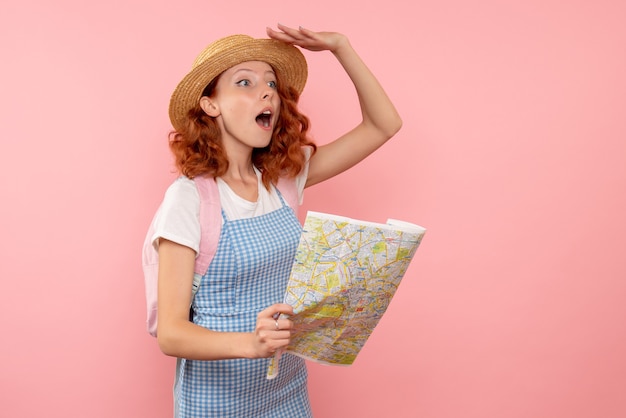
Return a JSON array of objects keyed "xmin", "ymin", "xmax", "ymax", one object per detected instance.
[{"xmin": 267, "ymin": 211, "xmax": 426, "ymax": 379}]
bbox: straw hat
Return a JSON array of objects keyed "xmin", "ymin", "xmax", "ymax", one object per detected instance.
[{"xmin": 168, "ymin": 34, "xmax": 308, "ymax": 132}]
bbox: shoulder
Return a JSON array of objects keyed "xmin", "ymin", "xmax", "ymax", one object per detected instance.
[
  {"xmin": 158, "ymin": 176, "xmax": 201, "ymax": 234},
  {"xmin": 151, "ymin": 176, "xmax": 201, "ymax": 253},
  {"xmin": 163, "ymin": 176, "xmax": 198, "ymax": 202},
  {"xmin": 160, "ymin": 176, "xmax": 202, "ymax": 225}
]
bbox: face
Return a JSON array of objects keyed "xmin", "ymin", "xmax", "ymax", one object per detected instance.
[{"xmin": 201, "ymin": 61, "xmax": 281, "ymax": 153}]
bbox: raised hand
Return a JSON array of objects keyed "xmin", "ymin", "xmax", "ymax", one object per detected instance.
[
  {"xmin": 268, "ymin": 23, "xmax": 402, "ymax": 189},
  {"xmin": 266, "ymin": 23, "xmax": 347, "ymax": 53}
]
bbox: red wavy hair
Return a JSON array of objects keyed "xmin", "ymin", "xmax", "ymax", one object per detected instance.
[{"xmin": 168, "ymin": 68, "xmax": 316, "ymax": 189}]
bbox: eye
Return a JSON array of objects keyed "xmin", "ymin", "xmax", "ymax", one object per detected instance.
[
  {"xmin": 236, "ymin": 79, "xmax": 251, "ymax": 87},
  {"xmin": 268, "ymin": 80, "xmax": 277, "ymax": 89}
]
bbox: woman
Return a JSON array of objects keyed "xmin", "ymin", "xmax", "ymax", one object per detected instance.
[{"xmin": 150, "ymin": 24, "xmax": 402, "ymax": 417}]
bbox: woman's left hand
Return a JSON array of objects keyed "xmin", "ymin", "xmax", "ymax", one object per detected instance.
[{"xmin": 266, "ymin": 23, "xmax": 347, "ymax": 53}]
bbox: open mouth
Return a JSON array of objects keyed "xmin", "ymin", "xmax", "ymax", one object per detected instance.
[{"xmin": 255, "ymin": 110, "xmax": 272, "ymax": 128}]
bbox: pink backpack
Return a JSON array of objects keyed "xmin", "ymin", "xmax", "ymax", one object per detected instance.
[{"xmin": 142, "ymin": 176, "xmax": 299, "ymax": 337}]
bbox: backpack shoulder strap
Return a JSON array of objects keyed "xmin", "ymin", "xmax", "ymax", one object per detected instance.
[{"xmin": 193, "ymin": 176, "xmax": 222, "ymax": 277}]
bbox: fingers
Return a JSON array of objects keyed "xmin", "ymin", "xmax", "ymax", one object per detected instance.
[
  {"xmin": 272, "ymin": 23, "xmax": 304, "ymax": 37},
  {"xmin": 293, "ymin": 25, "xmax": 316, "ymax": 38},
  {"xmin": 257, "ymin": 303, "xmax": 294, "ymax": 333},
  {"xmin": 273, "ymin": 315, "xmax": 294, "ymax": 332},
  {"xmin": 263, "ymin": 302, "xmax": 294, "ymax": 318},
  {"xmin": 267, "ymin": 24, "xmax": 316, "ymax": 44},
  {"xmin": 275, "ymin": 23, "xmax": 300, "ymax": 37},
  {"xmin": 267, "ymin": 24, "xmax": 343, "ymax": 53},
  {"xmin": 252, "ymin": 303, "xmax": 295, "ymax": 357}
]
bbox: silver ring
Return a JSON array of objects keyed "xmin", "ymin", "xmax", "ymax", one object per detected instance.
[{"xmin": 275, "ymin": 319, "xmax": 280, "ymax": 330}]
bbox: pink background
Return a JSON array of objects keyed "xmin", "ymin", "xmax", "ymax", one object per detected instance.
[{"xmin": 1, "ymin": 0, "xmax": 625, "ymax": 417}]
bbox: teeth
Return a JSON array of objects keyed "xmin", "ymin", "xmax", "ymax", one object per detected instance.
[{"xmin": 262, "ymin": 110, "xmax": 271, "ymax": 115}]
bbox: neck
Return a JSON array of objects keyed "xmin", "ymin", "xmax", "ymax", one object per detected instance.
[
  {"xmin": 221, "ymin": 165, "xmax": 259, "ymax": 202},
  {"xmin": 224, "ymin": 164, "xmax": 256, "ymax": 182}
]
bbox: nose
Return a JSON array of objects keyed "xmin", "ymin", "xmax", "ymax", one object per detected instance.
[{"xmin": 261, "ymin": 86, "xmax": 274, "ymax": 100}]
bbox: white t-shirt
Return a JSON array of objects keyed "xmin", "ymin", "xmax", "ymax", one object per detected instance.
[{"xmin": 151, "ymin": 153, "xmax": 310, "ymax": 254}]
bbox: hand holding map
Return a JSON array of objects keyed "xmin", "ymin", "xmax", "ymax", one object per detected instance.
[{"xmin": 267, "ymin": 211, "xmax": 426, "ymax": 378}]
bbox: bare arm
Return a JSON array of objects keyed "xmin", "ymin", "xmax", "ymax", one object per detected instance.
[
  {"xmin": 267, "ymin": 24, "xmax": 402, "ymax": 187},
  {"xmin": 156, "ymin": 239, "xmax": 294, "ymax": 360}
]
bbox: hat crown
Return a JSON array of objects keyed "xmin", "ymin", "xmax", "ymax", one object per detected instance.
[{"xmin": 192, "ymin": 34, "xmax": 254, "ymax": 69}]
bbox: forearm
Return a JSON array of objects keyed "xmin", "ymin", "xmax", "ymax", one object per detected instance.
[
  {"xmin": 332, "ymin": 38, "xmax": 402, "ymax": 138},
  {"xmin": 157, "ymin": 240, "xmax": 261, "ymax": 361},
  {"xmin": 158, "ymin": 319, "xmax": 256, "ymax": 360}
]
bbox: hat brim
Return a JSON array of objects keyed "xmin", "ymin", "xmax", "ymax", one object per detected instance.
[{"xmin": 168, "ymin": 35, "xmax": 307, "ymax": 132}]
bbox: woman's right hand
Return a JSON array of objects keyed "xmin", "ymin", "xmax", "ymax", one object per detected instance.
[{"xmin": 250, "ymin": 303, "xmax": 295, "ymax": 358}]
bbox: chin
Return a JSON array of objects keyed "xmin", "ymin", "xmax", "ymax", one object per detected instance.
[
  {"xmin": 254, "ymin": 135, "xmax": 273, "ymax": 149},
  {"xmin": 256, "ymin": 141, "xmax": 273, "ymax": 149}
]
